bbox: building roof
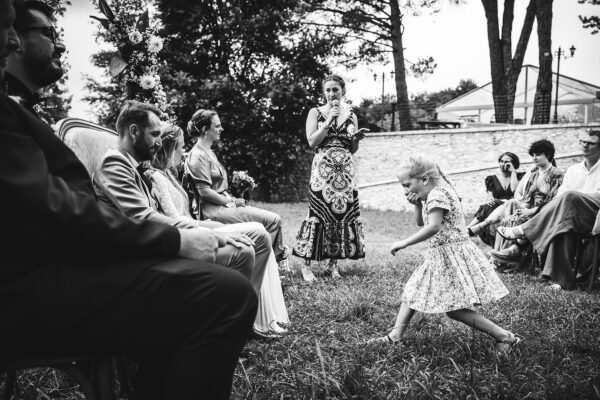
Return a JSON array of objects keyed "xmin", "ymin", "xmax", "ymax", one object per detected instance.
[{"xmin": 437, "ymin": 65, "xmax": 600, "ymax": 113}]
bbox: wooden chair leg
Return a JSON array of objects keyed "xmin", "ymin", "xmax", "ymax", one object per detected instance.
[
  {"xmin": 2, "ymin": 371, "xmax": 16, "ymax": 400},
  {"xmin": 91, "ymin": 358, "xmax": 116, "ymax": 400},
  {"xmin": 588, "ymin": 236, "xmax": 600, "ymax": 290}
]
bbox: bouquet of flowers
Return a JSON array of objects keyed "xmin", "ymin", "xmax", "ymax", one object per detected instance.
[
  {"xmin": 91, "ymin": 0, "xmax": 167, "ymax": 109},
  {"xmin": 230, "ymin": 170, "xmax": 257, "ymax": 199}
]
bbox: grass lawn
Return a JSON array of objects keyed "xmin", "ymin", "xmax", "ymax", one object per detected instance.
[{"xmin": 234, "ymin": 202, "xmax": 600, "ymax": 400}]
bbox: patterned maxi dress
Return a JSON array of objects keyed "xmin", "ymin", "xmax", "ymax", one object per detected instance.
[
  {"xmin": 401, "ymin": 186, "xmax": 509, "ymax": 313},
  {"xmin": 293, "ymin": 110, "xmax": 365, "ymax": 261}
]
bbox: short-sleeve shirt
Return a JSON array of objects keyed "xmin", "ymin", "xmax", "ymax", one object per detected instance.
[{"xmin": 186, "ymin": 146, "xmax": 229, "ymax": 194}]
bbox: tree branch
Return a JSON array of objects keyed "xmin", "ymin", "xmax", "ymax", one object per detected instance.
[{"xmin": 301, "ymin": 21, "xmax": 390, "ymax": 39}]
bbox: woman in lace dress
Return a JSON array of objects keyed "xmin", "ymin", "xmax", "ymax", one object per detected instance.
[
  {"xmin": 368, "ymin": 155, "xmax": 518, "ymax": 352},
  {"xmin": 292, "ymin": 74, "xmax": 367, "ymax": 281},
  {"xmin": 146, "ymin": 125, "xmax": 289, "ymax": 337}
]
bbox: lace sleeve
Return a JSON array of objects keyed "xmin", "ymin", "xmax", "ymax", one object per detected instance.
[{"xmin": 146, "ymin": 169, "xmax": 187, "ymax": 220}]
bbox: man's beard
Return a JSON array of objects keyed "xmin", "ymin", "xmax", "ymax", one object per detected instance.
[{"xmin": 25, "ymin": 54, "xmax": 64, "ymax": 88}]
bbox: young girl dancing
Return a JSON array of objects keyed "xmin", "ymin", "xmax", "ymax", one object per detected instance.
[{"xmin": 368, "ymin": 155, "xmax": 520, "ymax": 352}]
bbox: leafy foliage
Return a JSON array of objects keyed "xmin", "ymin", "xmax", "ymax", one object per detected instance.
[
  {"xmin": 301, "ymin": 0, "xmax": 444, "ymax": 130},
  {"xmin": 578, "ymin": 0, "xmax": 600, "ymax": 34},
  {"xmin": 86, "ymin": 0, "xmax": 341, "ymax": 200}
]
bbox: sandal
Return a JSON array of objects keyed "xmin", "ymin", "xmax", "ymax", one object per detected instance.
[
  {"xmin": 300, "ymin": 265, "xmax": 316, "ymax": 282},
  {"xmin": 495, "ymin": 331, "xmax": 521, "ymax": 353},
  {"xmin": 497, "ymin": 226, "xmax": 526, "ymax": 241},
  {"xmin": 366, "ymin": 335, "xmax": 401, "ymax": 345},
  {"xmin": 468, "ymin": 221, "xmax": 489, "ymax": 237}
]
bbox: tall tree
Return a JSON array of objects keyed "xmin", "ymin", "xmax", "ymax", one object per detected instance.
[
  {"xmin": 302, "ymin": 0, "xmax": 440, "ymax": 130},
  {"xmin": 578, "ymin": 0, "xmax": 600, "ymax": 34},
  {"xmin": 480, "ymin": 0, "xmax": 536, "ymax": 123},
  {"xmin": 530, "ymin": 0, "xmax": 553, "ymax": 124}
]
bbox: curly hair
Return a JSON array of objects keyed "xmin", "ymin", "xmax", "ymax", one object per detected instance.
[
  {"xmin": 528, "ymin": 139, "xmax": 555, "ymax": 164},
  {"xmin": 498, "ymin": 152, "xmax": 521, "ymax": 169},
  {"xmin": 152, "ymin": 124, "xmax": 184, "ymax": 172},
  {"xmin": 187, "ymin": 109, "xmax": 218, "ymax": 139}
]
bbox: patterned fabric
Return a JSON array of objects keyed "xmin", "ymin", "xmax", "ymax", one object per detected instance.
[
  {"xmin": 520, "ymin": 165, "xmax": 563, "ymax": 208},
  {"xmin": 293, "ymin": 109, "xmax": 365, "ymax": 261},
  {"xmin": 401, "ymin": 186, "xmax": 509, "ymax": 313}
]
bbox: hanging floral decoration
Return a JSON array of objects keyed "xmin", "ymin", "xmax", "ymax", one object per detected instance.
[{"xmin": 91, "ymin": 0, "xmax": 167, "ymax": 110}]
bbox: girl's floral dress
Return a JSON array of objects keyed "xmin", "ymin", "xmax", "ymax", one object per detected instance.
[{"xmin": 401, "ymin": 186, "xmax": 509, "ymax": 313}]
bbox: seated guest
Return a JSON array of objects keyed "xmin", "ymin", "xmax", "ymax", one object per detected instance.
[
  {"xmin": 147, "ymin": 124, "xmax": 289, "ymax": 336},
  {"xmin": 93, "ymin": 100, "xmax": 270, "ymax": 294},
  {"xmin": 3, "ymin": 0, "xmax": 65, "ymax": 121},
  {"xmin": 496, "ymin": 129, "xmax": 600, "ymax": 289},
  {"xmin": 469, "ymin": 140, "xmax": 563, "ymax": 264},
  {"xmin": 467, "ymin": 152, "xmax": 525, "ymax": 246},
  {"xmin": 0, "ymin": 2, "xmax": 256, "ymax": 398},
  {"xmin": 184, "ymin": 109, "xmax": 289, "ymax": 265}
]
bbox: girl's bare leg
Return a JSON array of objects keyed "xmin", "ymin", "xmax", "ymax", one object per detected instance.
[
  {"xmin": 388, "ymin": 302, "xmax": 417, "ymax": 341},
  {"xmin": 446, "ymin": 308, "xmax": 510, "ymax": 341}
]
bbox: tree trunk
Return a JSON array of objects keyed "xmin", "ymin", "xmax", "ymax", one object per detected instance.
[
  {"xmin": 531, "ymin": 0, "xmax": 553, "ymax": 124},
  {"xmin": 481, "ymin": 0, "xmax": 508, "ymax": 122},
  {"xmin": 481, "ymin": 0, "xmax": 535, "ymax": 123},
  {"xmin": 389, "ymin": 0, "xmax": 412, "ymax": 130}
]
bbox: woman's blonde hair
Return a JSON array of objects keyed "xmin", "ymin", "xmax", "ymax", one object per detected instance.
[{"xmin": 152, "ymin": 124, "xmax": 184, "ymax": 172}]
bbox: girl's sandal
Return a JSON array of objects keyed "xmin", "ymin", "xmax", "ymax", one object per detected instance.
[
  {"xmin": 366, "ymin": 335, "xmax": 401, "ymax": 345},
  {"xmin": 495, "ymin": 331, "xmax": 521, "ymax": 354}
]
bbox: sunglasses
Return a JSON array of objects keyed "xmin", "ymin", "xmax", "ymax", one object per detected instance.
[{"xmin": 16, "ymin": 26, "xmax": 58, "ymax": 44}]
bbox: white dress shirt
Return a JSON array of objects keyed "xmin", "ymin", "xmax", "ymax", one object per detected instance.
[{"xmin": 557, "ymin": 159, "xmax": 600, "ymax": 195}]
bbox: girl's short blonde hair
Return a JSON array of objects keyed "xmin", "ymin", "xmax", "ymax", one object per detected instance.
[{"xmin": 398, "ymin": 155, "xmax": 444, "ymax": 181}]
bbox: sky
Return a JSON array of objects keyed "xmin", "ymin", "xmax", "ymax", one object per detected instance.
[{"xmin": 58, "ymin": 0, "xmax": 600, "ymax": 119}]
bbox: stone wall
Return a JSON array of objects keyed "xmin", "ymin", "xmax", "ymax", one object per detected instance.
[{"xmin": 354, "ymin": 123, "xmax": 600, "ymax": 212}]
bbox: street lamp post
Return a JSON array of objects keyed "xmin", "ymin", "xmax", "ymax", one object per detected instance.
[
  {"xmin": 373, "ymin": 70, "xmax": 396, "ymax": 131},
  {"xmin": 373, "ymin": 70, "xmax": 395, "ymax": 104},
  {"xmin": 553, "ymin": 45, "xmax": 576, "ymax": 124}
]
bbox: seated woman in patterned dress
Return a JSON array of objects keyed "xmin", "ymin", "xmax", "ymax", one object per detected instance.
[
  {"xmin": 467, "ymin": 152, "xmax": 525, "ymax": 246},
  {"xmin": 469, "ymin": 140, "xmax": 564, "ymax": 266},
  {"xmin": 292, "ymin": 74, "xmax": 368, "ymax": 282},
  {"xmin": 145, "ymin": 124, "xmax": 289, "ymax": 337},
  {"xmin": 183, "ymin": 110, "xmax": 289, "ymax": 266}
]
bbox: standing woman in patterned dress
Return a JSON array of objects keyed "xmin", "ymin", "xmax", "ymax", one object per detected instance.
[{"xmin": 293, "ymin": 74, "xmax": 368, "ymax": 282}]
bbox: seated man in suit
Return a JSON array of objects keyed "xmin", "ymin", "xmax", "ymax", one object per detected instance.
[
  {"xmin": 3, "ymin": 0, "xmax": 65, "ymax": 121},
  {"xmin": 0, "ymin": 1, "xmax": 256, "ymax": 399},
  {"xmin": 495, "ymin": 129, "xmax": 600, "ymax": 290},
  {"xmin": 94, "ymin": 100, "xmax": 270, "ymax": 293}
]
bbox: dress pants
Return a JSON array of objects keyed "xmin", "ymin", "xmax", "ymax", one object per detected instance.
[
  {"xmin": 204, "ymin": 205, "xmax": 285, "ymax": 260},
  {"xmin": 215, "ymin": 222, "xmax": 271, "ymax": 293},
  {"xmin": 522, "ymin": 191, "xmax": 600, "ymax": 288},
  {"xmin": 0, "ymin": 258, "xmax": 257, "ymax": 400}
]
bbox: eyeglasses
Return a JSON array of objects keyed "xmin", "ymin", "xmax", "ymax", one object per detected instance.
[
  {"xmin": 15, "ymin": 26, "xmax": 58, "ymax": 44},
  {"xmin": 580, "ymin": 140, "xmax": 600, "ymax": 147}
]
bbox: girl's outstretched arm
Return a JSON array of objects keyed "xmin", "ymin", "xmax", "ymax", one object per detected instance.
[{"xmin": 390, "ymin": 208, "xmax": 443, "ymax": 255}]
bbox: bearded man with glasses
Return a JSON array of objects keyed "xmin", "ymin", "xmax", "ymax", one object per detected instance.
[
  {"xmin": 494, "ymin": 129, "xmax": 600, "ymax": 290},
  {"xmin": 3, "ymin": 0, "xmax": 65, "ymax": 120}
]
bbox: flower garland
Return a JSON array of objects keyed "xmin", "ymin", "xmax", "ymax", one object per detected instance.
[{"xmin": 92, "ymin": 0, "xmax": 167, "ymax": 110}]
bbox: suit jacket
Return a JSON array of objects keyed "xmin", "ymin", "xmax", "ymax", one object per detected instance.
[
  {"xmin": 94, "ymin": 147, "xmax": 200, "ymax": 229},
  {"xmin": 0, "ymin": 93, "xmax": 181, "ymax": 342}
]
